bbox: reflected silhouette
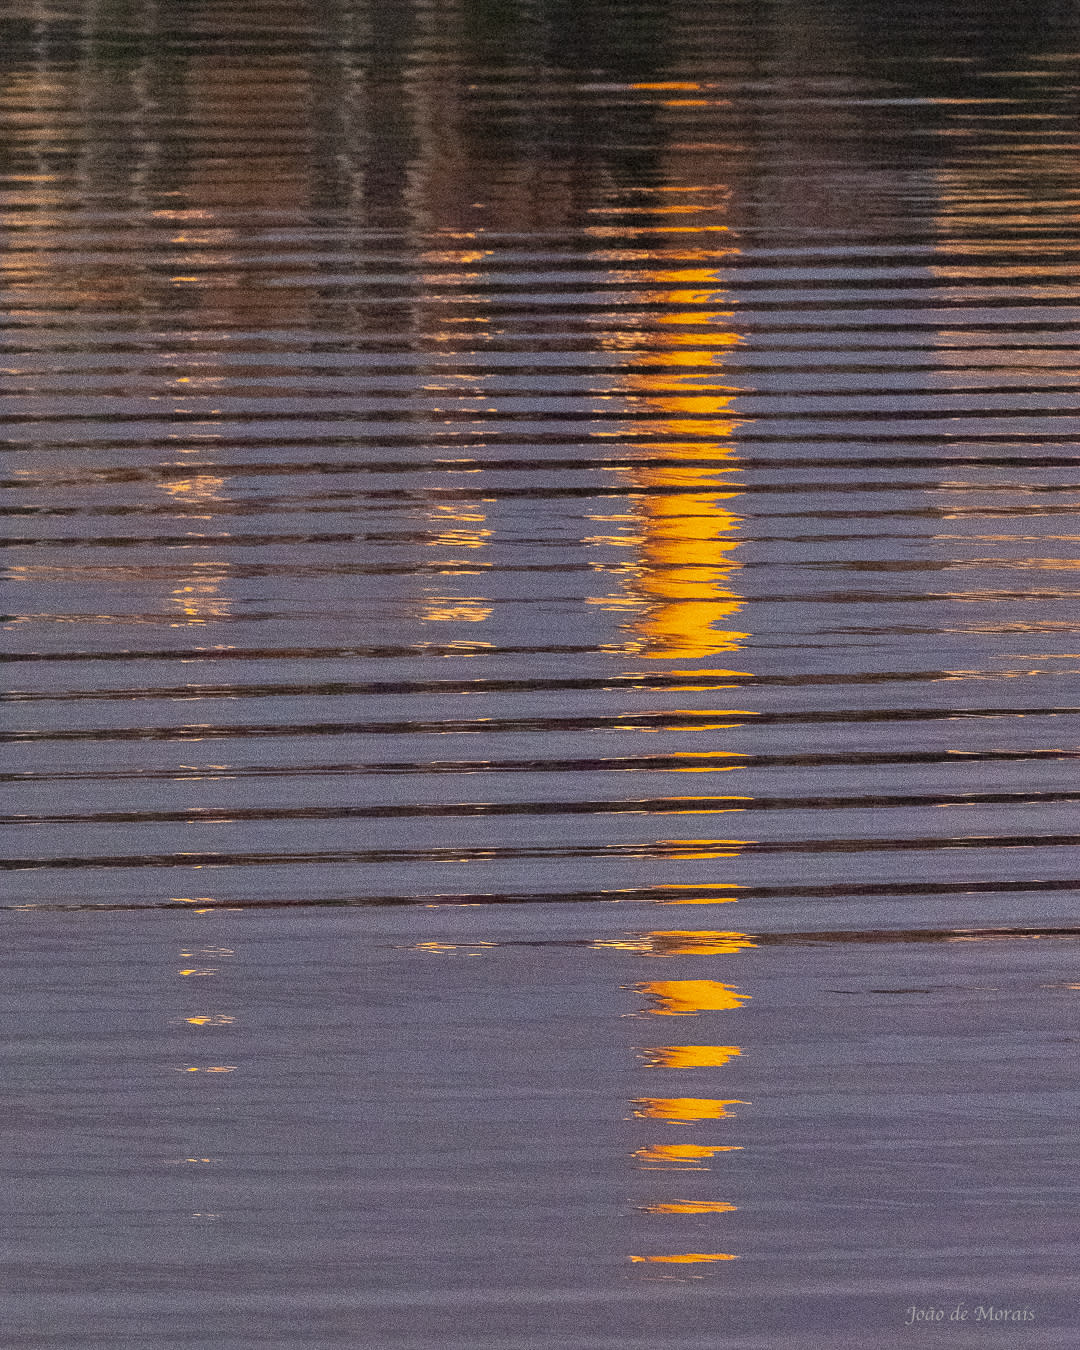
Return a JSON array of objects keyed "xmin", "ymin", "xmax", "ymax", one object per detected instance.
[
  {"xmin": 591, "ymin": 259, "xmax": 747, "ymax": 670},
  {"xmin": 612, "ymin": 295, "xmax": 756, "ymax": 1267}
]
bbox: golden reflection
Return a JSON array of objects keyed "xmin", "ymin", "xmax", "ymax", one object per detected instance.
[
  {"xmin": 419, "ymin": 498, "xmax": 493, "ymax": 623},
  {"xmin": 641, "ymin": 1200, "xmax": 737, "ymax": 1214},
  {"xmin": 587, "ymin": 230, "xmax": 747, "ymax": 668},
  {"xmin": 642, "ymin": 1045, "xmax": 741, "ymax": 1068},
  {"xmin": 632, "ymin": 482, "xmax": 745, "ymax": 665},
  {"xmin": 634, "ymin": 1143, "xmax": 743, "ymax": 1168},
  {"xmin": 639, "ymin": 980, "xmax": 749, "ymax": 1015},
  {"xmin": 654, "ymin": 797, "xmax": 751, "ymax": 814},
  {"xmin": 420, "ymin": 597, "xmax": 493, "ymax": 623},
  {"xmin": 176, "ymin": 927, "xmax": 237, "ymax": 1225},
  {"xmin": 630, "ymin": 1252, "xmax": 737, "ymax": 1264},
  {"xmin": 649, "ymin": 884, "xmax": 743, "ymax": 906},
  {"xmin": 663, "ymin": 750, "xmax": 745, "ymax": 774},
  {"xmin": 591, "ymin": 230, "xmax": 755, "ymax": 1045},
  {"xmin": 592, "ymin": 929, "xmax": 753, "ymax": 956},
  {"xmin": 160, "ymin": 474, "xmax": 227, "ymax": 507},
  {"xmin": 169, "ymin": 580, "xmax": 232, "ymax": 627},
  {"xmin": 409, "ymin": 940, "xmax": 497, "ymax": 955},
  {"xmin": 633, "ymin": 1097, "xmax": 748, "ymax": 1122},
  {"xmin": 178, "ymin": 944, "xmax": 233, "ymax": 977},
  {"xmin": 159, "ymin": 439, "xmax": 233, "ymax": 627},
  {"xmin": 657, "ymin": 840, "xmax": 748, "ymax": 860},
  {"xmin": 646, "ymin": 930, "xmax": 755, "ymax": 956},
  {"xmin": 425, "ymin": 501, "xmax": 491, "ymax": 548},
  {"xmin": 427, "ymin": 528, "xmax": 492, "ymax": 550},
  {"xmin": 587, "ymin": 590, "xmax": 651, "ymax": 613},
  {"xmin": 420, "ymin": 249, "xmax": 492, "ymax": 268}
]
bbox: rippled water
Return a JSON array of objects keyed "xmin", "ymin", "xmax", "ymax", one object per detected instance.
[{"xmin": 2, "ymin": 1, "xmax": 1078, "ymax": 1345}]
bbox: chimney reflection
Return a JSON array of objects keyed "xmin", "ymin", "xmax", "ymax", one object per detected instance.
[
  {"xmin": 587, "ymin": 214, "xmax": 754, "ymax": 1273},
  {"xmin": 623, "ymin": 366, "xmax": 745, "ymax": 666},
  {"xmin": 588, "ymin": 222, "xmax": 753, "ymax": 896},
  {"xmin": 628, "ymin": 939, "xmax": 751, "ymax": 1268},
  {"xmin": 172, "ymin": 922, "xmax": 236, "ymax": 1221}
]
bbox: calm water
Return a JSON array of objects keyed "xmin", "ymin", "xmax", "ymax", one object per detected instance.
[{"xmin": 2, "ymin": 0, "xmax": 1078, "ymax": 1344}]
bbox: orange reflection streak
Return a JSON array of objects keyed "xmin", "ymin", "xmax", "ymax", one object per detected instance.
[
  {"xmin": 589, "ymin": 236, "xmax": 747, "ymax": 666},
  {"xmin": 417, "ymin": 464, "xmax": 493, "ymax": 629},
  {"xmin": 646, "ymin": 930, "xmax": 756, "ymax": 956},
  {"xmin": 641, "ymin": 1200, "xmax": 737, "ymax": 1214},
  {"xmin": 634, "ymin": 1143, "xmax": 743, "ymax": 1168},
  {"xmin": 655, "ymin": 797, "xmax": 752, "ymax": 814},
  {"xmin": 593, "ymin": 209, "xmax": 752, "ymax": 1274},
  {"xmin": 168, "ymin": 579, "xmax": 232, "ymax": 626},
  {"xmin": 655, "ymin": 894, "xmax": 741, "ymax": 905},
  {"xmin": 639, "ymin": 979, "xmax": 749, "ymax": 1015},
  {"xmin": 631, "ymin": 437, "xmax": 745, "ymax": 664},
  {"xmin": 657, "ymin": 839, "xmax": 748, "ymax": 860},
  {"xmin": 648, "ymin": 884, "xmax": 743, "ymax": 906},
  {"xmin": 629, "ymin": 1252, "xmax": 737, "ymax": 1264},
  {"xmin": 592, "ymin": 929, "xmax": 753, "ymax": 956},
  {"xmin": 158, "ymin": 367, "xmax": 236, "ymax": 627},
  {"xmin": 641, "ymin": 1045, "xmax": 741, "ymax": 1068},
  {"xmin": 633, "ymin": 1097, "xmax": 749, "ymax": 1122}
]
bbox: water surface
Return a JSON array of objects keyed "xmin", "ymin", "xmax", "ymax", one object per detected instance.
[{"xmin": 2, "ymin": 1, "xmax": 1078, "ymax": 1344}]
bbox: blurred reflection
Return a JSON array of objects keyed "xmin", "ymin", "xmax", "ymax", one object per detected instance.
[
  {"xmin": 592, "ymin": 929, "xmax": 753, "ymax": 956},
  {"xmin": 167, "ymin": 580, "xmax": 232, "ymax": 626},
  {"xmin": 588, "ymin": 237, "xmax": 746, "ymax": 668},
  {"xmin": 588, "ymin": 248, "xmax": 754, "ymax": 1034},
  {"xmin": 633, "ymin": 1143, "xmax": 743, "ymax": 1169},
  {"xmin": 652, "ymin": 885, "xmax": 743, "ymax": 906},
  {"xmin": 598, "ymin": 233, "xmax": 755, "ymax": 1271},
  {"xmin": 630, "ymin": 1252, "xmax": 737, "ymax": 1264},
  {"xmin": 642, "ymin": 1045, "xmax": 741, "ymax": 1068},
  {"xmin": 633, "ymin": 1097, "xmax": 748, "ymax": 1121},
  {"xmin": 626, "ymin": 359, "xmax": 746, "ymax": 667},
  {"xmin": 628, "ymin": 954, "xmax": 751, "ymax": 1270},
  {"xmin": 644, "ymin": 930, "xmax": 755, "ymax": 956},
  {"xmin": 4, "ymin": 0, "xmax": 762, "ymax": 1295},
  {"xmin": 641, "ymin": 1200, "xmax": 737, "ymax": 1214},
  {"xmin": 638, "ymin": 978, "xmax": 749, "ymax": 1015},
  {"xmin": 175, "ymin": 920, "xmax": 235, "ymax": 1222}
]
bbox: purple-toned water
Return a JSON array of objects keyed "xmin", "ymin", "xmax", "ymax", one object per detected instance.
[{"xmin": 2, "ymin": 1, "xmax": 1077, "ymax": 1344}]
